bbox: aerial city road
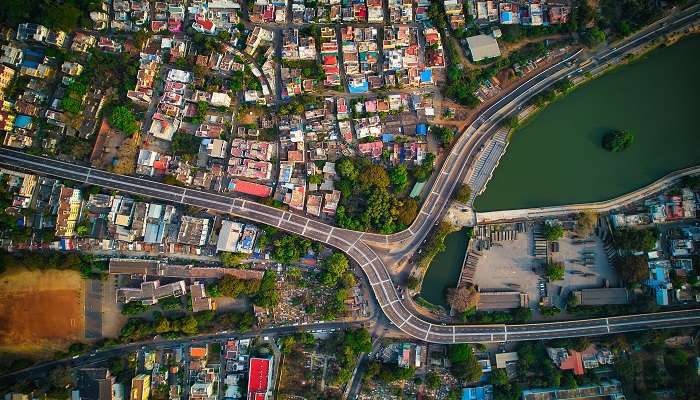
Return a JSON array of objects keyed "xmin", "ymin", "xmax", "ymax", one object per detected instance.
[{"xmin": 2, "ymin": 5, "xmax": 700, "ymax": 344}]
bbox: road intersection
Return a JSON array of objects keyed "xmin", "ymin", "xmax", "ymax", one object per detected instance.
[{"xmin": 1, "ymin": 6, "xmax": 700, "ymax": 344}]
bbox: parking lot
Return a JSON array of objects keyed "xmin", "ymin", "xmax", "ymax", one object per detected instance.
[{"xmin": 473, "ymin": 226, "xmax": 618, "ymax": 310}]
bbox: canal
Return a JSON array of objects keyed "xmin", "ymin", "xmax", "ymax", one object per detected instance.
[
  {"xmin": 474, "ymin": 35, "xmax": 700, "ymax": 212},
  {"xmin": 419, "ymin": 228, "xmax": 471, "ymax": 307}
]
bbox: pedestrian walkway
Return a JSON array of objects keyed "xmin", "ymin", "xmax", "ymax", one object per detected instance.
[{"xmin": 466, "ymin": 129, "xmax": 510, "ymax": 206}]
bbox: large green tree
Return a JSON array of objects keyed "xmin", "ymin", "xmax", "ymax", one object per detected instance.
[
  {"xmin": 321, "ymin": 252, "xmax": 350, "ymax": 286},
  {"xmin": 448, "ymin": 344, "xmax": 483, "ymax": 382},
  {"xmin": 109, "ymin": 106, "xmax": 139, "ymax": 136}
]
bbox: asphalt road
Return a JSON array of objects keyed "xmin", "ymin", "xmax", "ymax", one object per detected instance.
[
  {"xmin": 0, "ymin": 321, "xmax": 355, "ymax": 385},
  {"xmin": 1, "ymin": 6, "xmax": 699, "ymax": 345}
]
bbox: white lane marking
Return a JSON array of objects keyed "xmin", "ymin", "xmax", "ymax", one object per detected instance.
[
  {"xmin": 229, "ymin": 202, "xmax": 235, "ymax": 213},
  {"xmin": 361, "ymin": 257, "xmax": 378, "ymax": 267},
  {"xmin": 180, "ymin": 189, "xmax": 187, "ymax": 203},
  {"xmin": 371, "ymin": 279, "xmax": 390, "ymax": 286},
  {"xmin": 325, "ymin": 227, "xmax": 334, "ymax": 242},
  {"xmin": 276, "ymin": 216, "xmax": 283, "ymax": 227},
  {"xmin": 490, "ymin": 334, "xmax": 494, "ymax": 341},
  {"xmin": 301, "ymin": 219, "xmax": 309, "ymax": 235},
  {"xmin": 453, "ymin": 327, "xmax": 456, "ymax": 343},
  {"xmin": 84, "ymin": 168, "xmax": 92, "ymax": 184},
  {"xmin": 398, "ymin": 317, "xmax": 409, "ymax": 328},
  {"xmin": 381, "ymin": 299, "xmax": 399, "ymax": 309},
  {"xmin": 424, "ymin": 324, "xmax": 431, "ymax": 341},
  {"xmin": 605, "ymin": 318, "xmax": 610, "ymax": 333}
]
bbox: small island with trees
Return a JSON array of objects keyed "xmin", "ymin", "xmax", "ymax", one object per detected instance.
[{"xmin": 602, "ymin": 130, "xmax": 634, "ymax": 152}]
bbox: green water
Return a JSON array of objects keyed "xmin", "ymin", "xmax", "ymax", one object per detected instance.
[
  {"xmin": 419, "ymin": 228, "xmax": 471, "ymax": 307},
  {"xmin": 475, "ymin": 35, "xmax": 700, "ymax": 212}
]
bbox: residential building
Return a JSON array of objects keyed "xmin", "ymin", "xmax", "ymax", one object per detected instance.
[
  {"xmin": 461, "ymin": 385, "xmax": 493, "ymax": 400},
  {"xmin": 130, "ymin": 375, "xmax": 150, "ymax": 400},
  {"xmin": 466, "ymin": 34, "xmax": 501, "ymax": 62},
  {"xmin": 247, "ymin": 357, "xmax": 273, "ymax": 400},
  {"xmin": 76, "ymin": 368, "xmax": 121, "ymax": 400},
  {"xmin": 116, "ymin": 280, "xmax": 187, "ymax": 305},
  {"xmin": 177, "ymin": 216, "xmax": 210, "ymax": 246},
  {"xmin": 17, "ymin": 23, "xmax": 49, "ymax": 42},
  {"xmin": 217, "ymin": 220, "xmax": 244, "ymax": 252},
  {"xmin": 190, "ymin": 282, "xmax": 214, "ymax": 312},
  {"xmin": 55, "ymin": 186, "xmax": 83, "ymax": 237},
  {"xmin": 0, "ymin": 65, "xmax": 15, "ymax": 100},
  {"xmin": 237, "ymin": 224, "xmax": 258, "ymax": 254}
]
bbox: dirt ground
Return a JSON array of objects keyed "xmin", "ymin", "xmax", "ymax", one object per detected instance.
[{"xmin": 0, "ymin": 268, "xmax": 85, "ymax": 357}]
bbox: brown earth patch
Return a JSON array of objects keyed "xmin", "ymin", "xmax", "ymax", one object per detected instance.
[{"xmin": 0, "ymin": 269, "xmax": 84, "ymax": 356}]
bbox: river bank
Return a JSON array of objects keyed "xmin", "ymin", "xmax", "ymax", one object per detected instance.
[{"xmin": 474, "ymin": 33, "xmax": 700, "ymax": 212}]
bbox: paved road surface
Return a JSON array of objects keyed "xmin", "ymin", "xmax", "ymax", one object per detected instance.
[{"xmin": 0, "ymin": 321, "xmax": 357, "ymax": 384}]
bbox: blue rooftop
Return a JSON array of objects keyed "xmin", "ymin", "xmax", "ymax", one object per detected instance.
[
  {"xmin": 656, "ymin": 288, "xmax": 669, "ymax": 306},
  {"xmin": 420, "ymin": 69, "xmax": 433, "ymax": 83},
  {"xmin": 14, "ymin": 115, "xmax": 32, "ymax": 129},
  {"xmin": 462, "ymin": 386, "xmax": 492, "ymax": 400},
  {"xmin": 348, "ymin": 80, "xmax": 369, "ymax": 94},
  {"xmin": 382, "ymin": 133, "xmax": 394, "ymax": 143},
  {"xmin": 416, "ymin": 123, "xmax": 428, "ymax": 135}
]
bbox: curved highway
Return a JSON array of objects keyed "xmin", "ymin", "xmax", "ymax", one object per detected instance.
[{"xmin": 1, "ymin": 6, "xmax": 699, "ymax": 343}]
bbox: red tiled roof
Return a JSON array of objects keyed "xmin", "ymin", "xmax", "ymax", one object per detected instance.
[
  {"xmin": 248, "ymin": 358, "xmax": 271, "ymax": 395},
  {"xmin": 231, "ymin": 180, "xmax": 272, "ymax": 197}
]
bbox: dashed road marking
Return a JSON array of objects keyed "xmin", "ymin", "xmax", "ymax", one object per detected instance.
[
  {"xmin": 381, "ymin": 299, "xmax": 399, "ymax": 309},
  {"xmin": 361, "ymin": 257, "xmax": 378, "ymax": 267}
]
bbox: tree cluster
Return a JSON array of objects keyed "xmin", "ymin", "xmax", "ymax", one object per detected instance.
[
  {"xmin": 615, "ymin": 255, "xmax": 648, "ymax": 285},
  {"xmin": 119, "ymin": 310, "xmax": 254, "ymax": 342},
  {"xmin": 109, "ymin": 106, "xmax": 139, "ymax": 136},
  {"xmin": 446, "ymin": 285, "xmax": 480, "ymax": 313},
  {"xmin": 220, "ymin": 252, "xmax": 247, "ymax": 268},
  {"xmin": 272, "ymin": 234, "xmax": 312, "ymax": 264},
  {"xmin": 543, "ymin": 223, "xmax": 564, "ymax": 241},
  {"xmin": 207, "ymin": 275, "xmax": 261, "ymax": 299},
  {"xmin": 0, "ymin": 250, "xmax": 103, "ymax": 279},
  {"xmin": 545, "ymin": 262, "xmax": 565, "ymax": 281},
  {"xmin": 430, "ymin": 125, "xmax": 455, "ymax": 148},
  {"xmin": 454, "ymin": 184, "xmax": 472, "ymax": 203},
  {"xmin": 335, "ymin": 157, "xmax": 420, "ymax": 234},
  {"xmin": 602, "ymin": 130, "xmax": 634, "ymax": 152},
  {"xmin": 448, "ymin": 344, "xmax": 483, "ymax": 383},
  {"xmin": 365, "ymin": 361, "xmax": 415, "ymax": 383},
  {"xmin": 170, "ymin": 132, "xmax": 203, "ymax": 161},
  {"xmin": 253, "ymin": 270, "xmax": 280, "ymax": 308},
  {"xmin": 464, "ymin": 308, "xmax": 532, "ymax": 324},
  {"xmin": 325, "ymin": 328, "xmax": 372, "ymax": 385},
  {"xmin": 613, "ymin": 227, "xmax": 657, "ymax": 253}
]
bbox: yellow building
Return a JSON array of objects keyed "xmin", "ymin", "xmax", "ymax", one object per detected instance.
[
  {"xmin": 55, "ymin": 186, "xmax": 83, "ymax": 237},
  {"xmin": 0, "ymin": 65, "xmax": 15, "ymax": 100},
  {"xmin": 130, "ymin": 374, "xmax": 150, "ymax": 400}
]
